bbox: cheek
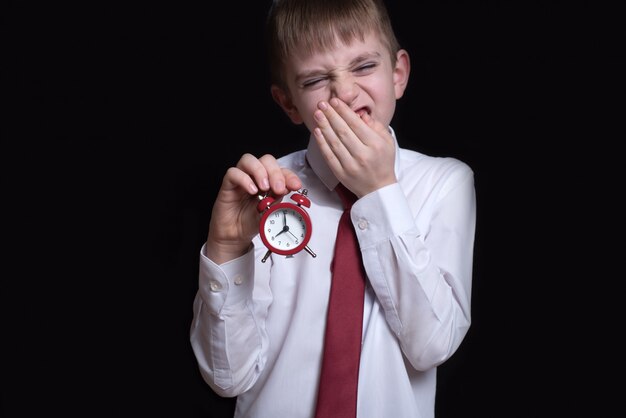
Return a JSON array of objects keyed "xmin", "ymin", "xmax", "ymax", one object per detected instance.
[
  {"xmin": 367, "ymin": 82, "xmax": 396, "ymax": 124},
  {"xmin": 294, "ymin": 94, "xmax": 324, "ymax": 128}
]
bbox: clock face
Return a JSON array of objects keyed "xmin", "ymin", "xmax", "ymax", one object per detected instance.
[{"xmin": 259, "ymin": 202, "xmax": 312, "ymax": 256}]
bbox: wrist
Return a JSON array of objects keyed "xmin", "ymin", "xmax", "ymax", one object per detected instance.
[{"xmin": 205, "ymin": 240, "xmax": 252, "ymax": 265}]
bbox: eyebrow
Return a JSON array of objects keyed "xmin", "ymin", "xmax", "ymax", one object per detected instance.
[{"xmin": 294, "ymin": 51, "xmax": 382, "ymax": 85}]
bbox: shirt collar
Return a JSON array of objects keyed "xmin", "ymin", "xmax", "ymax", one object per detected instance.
[{"xmin": 305, "ymin": 125, "xmax": 401, "ymax": 191}]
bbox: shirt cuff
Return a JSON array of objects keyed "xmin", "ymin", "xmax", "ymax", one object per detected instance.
[
  {"xmin": 198, "ymin": 243, "xmax": 255, "ymax": 313},
  {"xmin": 350, "ymin": 183, "xmax": 418, "ymax": 249}
]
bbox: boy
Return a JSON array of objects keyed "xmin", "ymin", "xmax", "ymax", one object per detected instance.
[{"xmin": 190, "ymin": 0, "xmax": 476, "ymax": 417}]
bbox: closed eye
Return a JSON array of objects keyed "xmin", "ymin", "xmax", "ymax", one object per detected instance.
[
  {"xmin": 354, "ymin": 62, "xmax": 378, "ymax": 74},
  {"xmin": 301, "ymin": 77, "xmax": 328, "ymax": 88}
]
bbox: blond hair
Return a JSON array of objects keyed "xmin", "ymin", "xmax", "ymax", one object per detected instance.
[{"xmin": 266, "ymin": 0, "xmax": 401, "ymax": 88}]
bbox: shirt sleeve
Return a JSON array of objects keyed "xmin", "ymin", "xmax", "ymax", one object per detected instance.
[
  {"xmin": 351, "ymin": 162, "xmax": 476, "ymax": 371},
  {"xmin": 189, "ymin": 244, "xmax": 270, "ymax": 397}
]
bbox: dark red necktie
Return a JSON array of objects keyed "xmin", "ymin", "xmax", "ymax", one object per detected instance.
[{"xmin": 314, "ymin": 183, "xmax": 366, "ymax": 418}]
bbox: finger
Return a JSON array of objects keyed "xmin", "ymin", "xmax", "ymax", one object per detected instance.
[
  {"xmin": 236, "ymin": 153, "xmax": 271, "ymax": 193},
  {"xmin": 313, "ymin": 103, "xmax": 355, "ymax": 167},
  {"xmin": 222, "ymin": 166, "xmax": 260, "ymax": 196},
  {"xmin": 313, "ymin": 119, "xmax": 345, "ymax": 177},
  {"xmin": 315, "ymin": 100, "xmax": 363, "ymax": 156},
  {"xmin": 329, "ymin": 98, "xmax": 391, "ymax": 147},
  {"xmin": 258, "ymin": 154, "xmax": 292, "ymax": 196},
  {"xmin": 281, "ymin": 167, "xmax": 303, "ymax": 192},
  {"xmin": 359, "ymin": 110, "xmax": 393, "ymax": 143},
  {"xmin": 328, "ymin": 98, "xmax": 370, "ymax": 140}
]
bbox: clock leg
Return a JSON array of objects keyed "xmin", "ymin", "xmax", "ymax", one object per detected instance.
[
  {"xmin": 304, "ymin": 246, "xmax": 317, "ymax": 258},
  {"xmin": 261, "ymin": 250, "xmax": 272, "ymax": 263}
]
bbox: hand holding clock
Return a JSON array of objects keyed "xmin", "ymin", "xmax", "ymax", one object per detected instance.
[{"xmin": 205, "ymin": 153, "xmax": 302, "ymax": 265}]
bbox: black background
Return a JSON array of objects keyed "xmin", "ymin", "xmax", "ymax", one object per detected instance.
[{"xmin": 2, "ymin": 1, "xmax": 624, "ymax": 417}]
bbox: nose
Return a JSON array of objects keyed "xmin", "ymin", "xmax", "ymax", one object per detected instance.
[{"xmin": 330, "ymin": 74, "xmax": 359, "ymax": 107}]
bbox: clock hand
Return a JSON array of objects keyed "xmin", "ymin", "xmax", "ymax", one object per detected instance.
[{"xmin": 273, "ymin": 223, "xmax": 289, "ymax": 239}]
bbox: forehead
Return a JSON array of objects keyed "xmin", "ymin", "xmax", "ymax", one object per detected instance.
[{"xmin": 287, "ymin": 31, "xmax": 389, "ymax": 70}]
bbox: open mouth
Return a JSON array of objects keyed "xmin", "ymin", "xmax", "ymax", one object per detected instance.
[{"xmin": 355, "ymin": 107, "xmax": 370, "ymax": 118}]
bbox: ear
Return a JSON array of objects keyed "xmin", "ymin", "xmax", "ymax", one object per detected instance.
[
  {"xmin": 271, "ymin": 84, "xmax": 304, "ymax": 124},
  {"xmin": 392, "ymin": 49, "xmax": 411, "ymax": 99}
]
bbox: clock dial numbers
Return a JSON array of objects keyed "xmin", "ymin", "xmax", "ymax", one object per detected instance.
[{"xmin": 267, "ymin": 209, "xmax": 304, "ymax": 247}]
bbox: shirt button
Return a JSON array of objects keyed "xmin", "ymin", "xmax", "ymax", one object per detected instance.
[
  {"xmin": 209, "ymin": 280, "xmax": 223, "ymax": 292},
  {"xmin": 234, "ymin": 276, "xmax": 243, "ymax": 285},
  {"xmin": 358, "ymin": 219, "xmax": 368, "ymax": 230}
]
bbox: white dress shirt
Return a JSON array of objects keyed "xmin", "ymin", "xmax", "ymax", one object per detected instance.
[{"xmin": 190, "ymin": 127, "xmax": 476, "ymax": 418}]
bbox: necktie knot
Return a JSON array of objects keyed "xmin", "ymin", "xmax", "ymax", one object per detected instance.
[{"xmin": 335, "ymin": 183, "xmax": 357, "ymax": 210}]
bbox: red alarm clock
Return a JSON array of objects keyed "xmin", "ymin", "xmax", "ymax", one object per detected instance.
[{"xmin": 257, "ymin": 189, "xmax": 317, "ymax": 263}]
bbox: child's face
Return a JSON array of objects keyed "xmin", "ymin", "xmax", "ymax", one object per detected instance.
[{"xmin": 275, "ymin": 31, "xmax": 409, "ymax": 134}]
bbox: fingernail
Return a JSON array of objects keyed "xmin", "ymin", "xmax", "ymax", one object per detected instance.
[{"xmin": 318, "ymin": 101, "xmax": 328, "ymax": 110}]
